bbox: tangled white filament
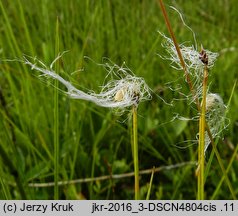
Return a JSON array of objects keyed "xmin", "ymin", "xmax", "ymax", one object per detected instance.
[
  {"xmin": 159, "ymin": 32, "xmax": 218, "ymax": 101},
  {"xmin": 23, "ymin": 55, "xmax": 151, "ymax": 111}
]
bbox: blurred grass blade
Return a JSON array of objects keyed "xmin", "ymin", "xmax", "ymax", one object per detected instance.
[
  {"xmin": 0, "ymin": 173, "xmax": 10, "ymax": 199},
  {"xmin": 211, "ymin": 143, "xmax": 238, "ymax": 199},
  {"xmin": 54, "ymin": 17, "xmax": 60, "ymax": 200},
  {"xmin": 146, "ymin": 166, "xmax": 155, "ymax": 200}
]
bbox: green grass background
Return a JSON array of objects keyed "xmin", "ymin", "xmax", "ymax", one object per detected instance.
[{"xmin": 0, "ymin": 0, "xmax": 238, "ymax": 199}]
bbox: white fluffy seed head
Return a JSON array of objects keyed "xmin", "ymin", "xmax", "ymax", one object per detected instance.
[
  {"xmin": 23, "ymin": 55, "xmax": 151, "ymax": 113},
  {"xmin": 205, "ymin": 93, "xmax": 226, "ymax": 129},
  {"xmin": 159, "ymin": 34, "xmax": 224, "ymax": 154},
  {"xmin": 159, "ymin": 32, "xmax": 218, "ymax": 102},
  {"xmin": 90, "ymin": 69, "xmax": 152, "ymax": 110},
  {"xmin": 159, "ymin": 32, "xmax": 218, "ymax": 72},
  {"xmin": 206, "ymin": 93, "xmax": 225, "ymax": 111},
  {"xmin": 204, "ymin": 93, "xmax": 227, "ymax": 152}
]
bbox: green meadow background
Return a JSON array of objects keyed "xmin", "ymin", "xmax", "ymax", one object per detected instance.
[{"xmin": 0, "ymin": 0, "xmax": 237, "ymax": 199}]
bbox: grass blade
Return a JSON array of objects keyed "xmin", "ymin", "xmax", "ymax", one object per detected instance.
[
  {"xmin": 211, "ymin": 143, "xmax": 238, "ymax": 199},
  {"xmin": 54, "ymin": 18, "xmax": 60, "ymax": 200},
  {"xmin": 146, "ymin": 166, "xmax": 155, "ymax": 200}
]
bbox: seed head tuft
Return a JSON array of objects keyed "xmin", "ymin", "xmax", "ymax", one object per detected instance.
[{"xmin": 23, "ymin": 55, "xmax": 151, "ymax": 113}]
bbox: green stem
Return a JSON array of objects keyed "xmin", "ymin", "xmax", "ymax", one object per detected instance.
[
  {"xmin": 132, "ymin": 105, "xmax": 139, "ymax": 200},
  {"xmin": 54, "ymin": 18, "xmax": 60, "ymax": 200},
  {"xmin": 197, "ymin": 65, "xmax": 208, "ymax": 200},
  {"xmin": 210, "ymin": 142, "xmax": 238, "ymax": 199},
  {"xmin": 146, "ymin": 166, "xmax": 155, "ymax": 200}
]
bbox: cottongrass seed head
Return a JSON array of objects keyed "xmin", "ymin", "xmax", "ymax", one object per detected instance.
[
  {"xmin": 23, "ymin": 55, "xmax": 151, "ymax": 113},
  {"xmin": 159, "ymin": 32, "xmax": 219, "ymax": 101},
  {"xmin": 90, "ymin": 60, "xmax": 152, "ymax": 111},
  {"xmin": 204, "ymin": 93, "xmax": 227, "ymax": 152},
  {"xmin": 158, "ymin": 8, "xmax": 226, "ymax": 155}
]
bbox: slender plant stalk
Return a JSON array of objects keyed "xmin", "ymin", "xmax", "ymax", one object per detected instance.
[
  {"xmin": 132, "ymin": 105, "xmax": 139, "ymax": 200},
  {"xmin": 158, "ymin": 0, "xmax": 235, "ymax": 199},
  {"xmin": 157, "ymin": 0, "xmax": 194, "ymax": 94},
  {"xmin": 54, "ymin": 18, "xmax": 60, "ymax": 200},
  {"xmin": 89, "ymin": 113, "xmax": 96, "ymax": 199},
  {"xmin": 197, "ymin": 64, "xmax": 208, "ymax": 200},
  {"xmin": 211, "ymin": 143, "xmax": 238, "ymax": 199},
  {"xmin": 208, "ymin": 140, "xmax": 236, "ymax": 199},
  {"xmin": 146, "ymin": 166, "xmax": 155, "ymax": 200}
]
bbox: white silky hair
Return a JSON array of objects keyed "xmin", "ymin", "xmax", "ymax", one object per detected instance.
[{"xmin": 23, "ymin": 55, "xmax": 152, "ymax": 111}]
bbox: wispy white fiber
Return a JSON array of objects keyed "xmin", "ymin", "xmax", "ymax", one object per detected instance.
[{"xmin": 23, "ymin": 55, "xmax": 151, "ymax": 111}]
